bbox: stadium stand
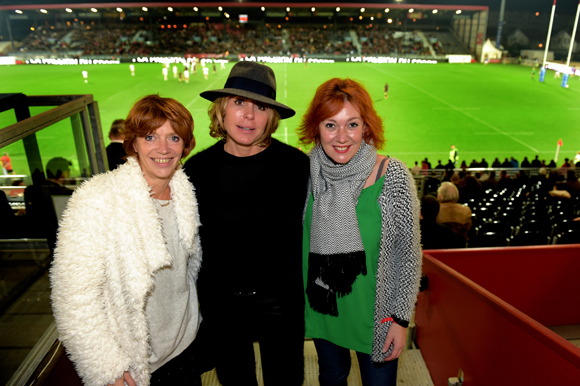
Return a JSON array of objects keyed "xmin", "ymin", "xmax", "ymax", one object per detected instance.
[
  {"xmin": 13, "ymin": 21, "xmax": 474, "ymax": 57},
  {"xmin": 417, "ymin": 165, "xmax": 580, "ymax": 248}
]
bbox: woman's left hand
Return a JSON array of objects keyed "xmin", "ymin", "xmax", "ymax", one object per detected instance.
[{"xmin": 382, "ymin": 323, "xmax": 407, "ymax": 361}]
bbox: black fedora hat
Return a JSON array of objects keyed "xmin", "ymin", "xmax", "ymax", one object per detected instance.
[{"xmin": 200, "ymin": 61, "xmax": 296, "ymax": 119}]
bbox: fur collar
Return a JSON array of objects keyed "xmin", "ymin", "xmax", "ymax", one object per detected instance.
[{"xmin": 120, "ymin": 156, "xmax": 199, "ymax": 272}]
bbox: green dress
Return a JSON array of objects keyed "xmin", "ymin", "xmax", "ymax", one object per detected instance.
[{"xmin": 303, "ymin": 175, "xmax": 384, "ymax": 354}]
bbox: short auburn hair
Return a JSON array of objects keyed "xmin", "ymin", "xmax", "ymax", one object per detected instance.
[
  {"xmin": 208, "ymin": 96, "xmax": 281, "ymax": 148},
  {"xmin": 298, "ymin": 78, "xmax": 386, "ymax": 150},
  {"xmin": 123, "ymin": 94, "xmax": 195, "ymax": 159}
]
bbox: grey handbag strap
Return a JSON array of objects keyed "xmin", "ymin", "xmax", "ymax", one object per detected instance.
[{"xmin": 375, "ymin": 157, "xmax": 389, "ymax": 182}]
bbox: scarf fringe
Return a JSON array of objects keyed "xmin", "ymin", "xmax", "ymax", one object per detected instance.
[
  {"xmin": 306, "ymin": 279, "xmax": 338, "ymax": 316},
  {"xmin": 306, "ymin": 251, "xmax": 367, "ymax": 316}
]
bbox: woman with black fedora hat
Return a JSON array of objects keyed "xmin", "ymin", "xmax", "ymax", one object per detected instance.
[{"xmin": 183, "ymin": 61, "xmax": 309, "ymax": 386}]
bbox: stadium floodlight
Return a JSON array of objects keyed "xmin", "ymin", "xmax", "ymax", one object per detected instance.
[
  {"xmin": 91, "ymin": 8, "xmax": 97, "ymax": 12},
  {"xmin": 142, "ymin": 7, "xmax": 148, "ymax": 12},
  {"xmin": 361, "ymin": 8, "xmax": 365, "ymax": 12},
  {"xmin": 385, "ymin": 8, "xmax": 390, "ymax": 13},
  {"xmin": 456, "ymin": 10, "xmax": 462, "ymax": 14},
  {"xmin": 117, "ymin": 8, "xmax": 123, "ymax": 13},
  {"xmin": 409, "ymin": 9, "xmax": 414, "ymax": 13},
  {"xmin": 15, "ymin": 10, "xmax": 22, "ymax": 14},
  {"xmin": 65, "ymin": 8, "xmax": 72, "ymax": 13},
  {"xmin": 168, "ymin": 7, "xmax": 173, "ymax": 12},
  {"xmin": 40, "ymin": 9, "xmax": 48, "ymax": 13}
]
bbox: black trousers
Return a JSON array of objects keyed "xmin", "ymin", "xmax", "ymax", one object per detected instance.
[{"xmin": 206, "ymin": 294, "xmax": 305, "ymax": 386}]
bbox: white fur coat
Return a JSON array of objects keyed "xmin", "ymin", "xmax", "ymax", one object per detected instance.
[{"xmin": 50, "ymin": 157, "xmax": 202, "ymax": 386}]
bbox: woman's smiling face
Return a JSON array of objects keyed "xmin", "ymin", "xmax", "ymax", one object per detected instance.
[
  {"xmin": 133, "ymin": 120, "xmax": 184, "ymax": 185},
  {"xmin": 318, "ymin": 101, "xmax": 366, "ymax": 165}
]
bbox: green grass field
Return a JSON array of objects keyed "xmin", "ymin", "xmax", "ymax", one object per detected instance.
[{"xmin": 1, "ymin": 61, "xmax": 579, "ymax": 177}]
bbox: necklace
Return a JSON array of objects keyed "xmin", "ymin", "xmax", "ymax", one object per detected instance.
[{"xmin": 154, "ymin": 198, "xmax": 171, "ymax": 207}]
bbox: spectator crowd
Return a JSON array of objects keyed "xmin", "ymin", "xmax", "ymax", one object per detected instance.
[{"xmin": 14, "ymin": 21, "xmax": 454, "ymax": 57}]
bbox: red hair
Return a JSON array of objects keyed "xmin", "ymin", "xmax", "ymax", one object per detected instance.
[
  {"xmin": 124, "ymin": 94, "xmax": 195, "ymax": 159},
  {"xmin": 298, "ymin": 78, "xmax": 386, "ymax": 150}
]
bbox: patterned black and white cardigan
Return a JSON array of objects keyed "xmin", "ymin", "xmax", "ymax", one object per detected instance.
[
  {"xmin": 305, "ymin": 156, "xmax": 422, "ymax": 363},
  {"xmin": 372, "ymin": 157, "xmax": 422, "ymax": 362}
]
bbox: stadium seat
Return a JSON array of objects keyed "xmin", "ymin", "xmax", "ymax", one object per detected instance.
[
  {"xmin": 521, "ymin": 211, "xmax": 549, "ymax": 224},
  {"xmin": 527, "ymin": 191, "xmax": 546, "ymax": 202},
  {"xmin": 549, "ymin": 213, "xmax": 577, "ymax": 232},
  {"xmin": 466, "ymin": 198, "xmax": 478, "ymax": 207},
  {"xmin": 477, "ymin": 221, "xmax": 514, "ymax": 238},
  {"xmin": 468, "ymin": 232, "xmax": 510, "ymax": 248},
  {"xmin": 522, "ymin": 203, "xmax": 546, "ymax": 213},
  {"xmin": 517, "ymin": 220, "xmax": 551, "ymax": 234},
  {"xmin": 551, "ymin": 221, "xmax": 580, "ymax": 242},
  {"xmin": 510, "ymin": 230, "xmax": 550, "ymax": 247},
  {"xmin": 503, "ymin": 203, "xmax": 521, "ymax": 212},
  {"xmin": 505, "ymin": 200, "xmax": 524, "ymax": 212},
  {"xmin": 481, "ymin": 200, "xmax": 501, "ymax": 212},
  {"xmin": 473, "ymin": 206, "xmax": 496, "ymax": 222},
  {"xmin": 553, "ymin": 229, "xmax": 580, "ymax": 245},
  {"xmin": 549, "ymin": 199, "xmax": 574, "ymax": 211},
  {"xmin": 496, "ymin": 210, "xmax": 520, "ymax": 225},
  {"xmin": 470, "ymin": 212, "xmax": 484, "ymax": 229}
]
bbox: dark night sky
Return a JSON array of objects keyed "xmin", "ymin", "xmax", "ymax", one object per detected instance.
[{"xmin": 408, "ymin": 0, "xmax": 577, "ymax": 14}]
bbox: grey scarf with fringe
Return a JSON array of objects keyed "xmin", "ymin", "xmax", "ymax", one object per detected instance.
[{"xmin": 307, "ymin": 141, "xmax": 377, "ymax": 316}]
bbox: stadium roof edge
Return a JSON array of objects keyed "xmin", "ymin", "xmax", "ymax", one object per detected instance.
[{"xmin": 0, "ymin": 3, "xmax": 489, "ymax": 12}]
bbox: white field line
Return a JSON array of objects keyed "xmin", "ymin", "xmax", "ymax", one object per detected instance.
[
  {"xmin": 107, "ymin": 81, "xmax": 151, "ymax": 101},
  {"xmin": 107, "ymin": 90, "xmax": 129, "ymax": 101},
  {"xmin": 475, "ymin": 132, "xmax": 534, "ymax": 135},
  {"xmin": 393, "ymin": 150, "xmax": 555, "ymax": 156},
  {"xmin": 186, "ymin": 72, "xmax": 228, "ymax": 109},
  {"xmin": 369, "ymin": 64, "xmax": 539, "ymax": 153},
  {"xmin": 432, "ymin": 107, "xmax": 481, "ymax": 110}
]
